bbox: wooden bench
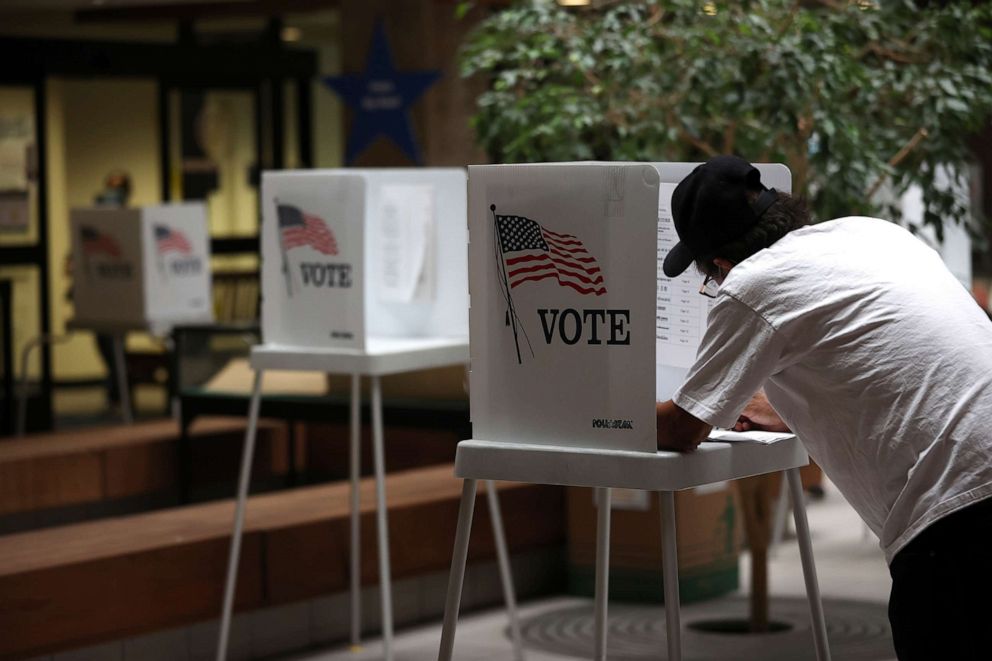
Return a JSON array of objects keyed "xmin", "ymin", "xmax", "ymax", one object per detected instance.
[
  {"xmin": 0, "ymin": 418, "xmax": 288, "ymax": 527},
  {"xmin": 0, "ymin": 465, "xmax": 565, "ymax": 659}
]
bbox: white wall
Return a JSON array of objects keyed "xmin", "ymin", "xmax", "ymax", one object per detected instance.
[{"xmin": 898, "ymin": 166, "xmax": 973, "ymax": 289}]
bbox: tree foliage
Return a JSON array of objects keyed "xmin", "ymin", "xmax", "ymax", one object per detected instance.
[{"xmin": 459, "ymin": 0, "xmax": 992, "ymax": 236}]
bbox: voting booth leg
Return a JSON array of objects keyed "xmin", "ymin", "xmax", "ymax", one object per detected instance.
[
  {"xmin": 349, "ymin": 373, "xmax": 362, "ymax": 649},
  {"xmin": 660, "ymin": 491, "xmax": 682, "ymax": 661},
  {"xmin": 787, "ymin": 468, "xmax": 832, "ymax": 661},
  {"xmin": 216, "ymin": 369, "xmax": 264, "ymax": 661},
  {"xmin": 371, "ymin": 376, "xmax": 395, "ymax": 661},
  {"xmin": 594, "ymin": 488, "xmax": 611, "ymax": 661},
  {"xmin": 112, "ymin": 334, "xmax": 133, "ymax": 424},
  {"xmin": 438, "ymin": 479, "xmax": 478, "ymax": 661},
  {"xmin": 485, "ymin": 480, "xmax": 525, "ymax": 661}
]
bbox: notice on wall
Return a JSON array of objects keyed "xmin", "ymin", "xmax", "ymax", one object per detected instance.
[
  {"xmin": 377, "ymin": 183, "xmax": 435, "ymax": 303},
  {"xmin": 0, "ymin": 191, "xmax": 29, "ymax": 232},
  {"xmin": 0, "ymin": 113, "xmax": 32, "ymax": 191},
  {"xmin": 0, "ymin": 109, "xmax": 33, "ymax": 234},
  {"xmin": 656, "ymin": 183, "xmax": 716, "ymax": 370}
]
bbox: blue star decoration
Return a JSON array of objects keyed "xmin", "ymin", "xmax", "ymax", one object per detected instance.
[{"xmin": 322, "ymin": 22, "xmax": 441, "ymax": 165}]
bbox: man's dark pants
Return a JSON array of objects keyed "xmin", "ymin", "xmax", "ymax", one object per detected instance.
[{"xmin": 888, "ymin": 496, "xmax": 992, "ymax": 660}]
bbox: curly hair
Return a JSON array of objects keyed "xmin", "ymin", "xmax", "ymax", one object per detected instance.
[{"xmin": 694, "ymin": 192, "xmax": 811, "ymax": 278}]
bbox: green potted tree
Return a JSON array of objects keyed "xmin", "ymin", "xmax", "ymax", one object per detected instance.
[{"xmin": 460, "ymin": 0, "xmax": 992, "ymax": 236}]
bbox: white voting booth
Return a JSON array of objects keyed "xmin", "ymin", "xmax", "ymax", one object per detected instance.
[
  {"xmin": 70, "ymin": 204, "xmax": 213, "ymax": 330},
  {"xmin": 438, "ymin": 162, "xmax": 831, "ymax": 661},
  {"xmin": 16, "ymin": 204, "xmax": 212, "ymax": 431},
  {"xmin": 259, "ymin": 169, "xmax": 469, "ymax": 351},
  {"xmin": 217, "ymin": 168, "xmax": 521, "ymax": 661}
]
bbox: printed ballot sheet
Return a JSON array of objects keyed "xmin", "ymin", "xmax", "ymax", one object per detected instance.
[{"xmin": 707, "ymin": 429, "xmax": 796, "ymax": 444}]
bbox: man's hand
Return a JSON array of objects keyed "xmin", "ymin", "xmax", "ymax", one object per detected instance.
[
  {"xmin": 657, "ymin": 400, "xmax": 712, "ymax": 452},
  {"xmin": 733, "ymin": 390, "xmax": 790, "ymax": 433}
]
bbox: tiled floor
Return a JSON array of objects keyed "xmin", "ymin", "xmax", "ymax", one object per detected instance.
[{"xmin": 286, "ymin": 481, "xmax": 898, "ymax": 660}]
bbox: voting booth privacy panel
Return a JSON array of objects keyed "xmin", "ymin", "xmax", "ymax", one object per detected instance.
[
  {"xmin": 69, "ymin": 204, "xmax": 213, "ymax": 328},
  {"xmin": 468, "ymin": 162, "xmax": 791, "ymax": 453},
  {"xmin": 260, "ymin": 169, "xmax": 469, "ymax": 351}
]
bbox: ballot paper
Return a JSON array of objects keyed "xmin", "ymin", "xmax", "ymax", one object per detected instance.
[{"xmin": 706, "ymin": 429, "xmax": 796, "ymax": 444}]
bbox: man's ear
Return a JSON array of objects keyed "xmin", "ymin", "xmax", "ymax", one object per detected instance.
[{"xmin": 713, "ymin": 257, "xmax": 735, "ymax": 273}]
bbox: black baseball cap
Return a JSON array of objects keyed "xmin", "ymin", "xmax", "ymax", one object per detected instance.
[{"xmin": 662, "ymin": 155, "xmax": 778, "ymax": 278}]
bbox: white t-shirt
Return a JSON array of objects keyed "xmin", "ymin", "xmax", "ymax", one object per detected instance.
[{"xmin": 673, "ymin": 216, "xmax": 992, "ymax": 563}]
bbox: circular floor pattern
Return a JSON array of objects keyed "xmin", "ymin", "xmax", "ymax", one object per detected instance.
[{"xmin": 517, "ymin": 596, "xmax": 895, "ymax": 661}]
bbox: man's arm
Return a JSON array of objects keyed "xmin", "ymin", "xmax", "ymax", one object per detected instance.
[
  {"xmin": 657, "ymin": 400, "xmax": 712, "ymax": 452},
  {"xmin": 732, "ymin": 390, "xmax": 791, "ymax": 432}
]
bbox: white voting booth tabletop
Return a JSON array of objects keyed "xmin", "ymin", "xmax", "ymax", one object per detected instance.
[
  {"xmin": 250, "ymin": 336, "xmax": 469, "ymax": 375},
  {"xmin": 438, "ymin": 162, "xmax": 830, "ymax": 661},
  {"xmin": 454, "ymin": 436, "xmax": 808, "ymax": 491},
  {"xmin": 216, "ymin": 169, "xmax": 523, "ymax": 661}
]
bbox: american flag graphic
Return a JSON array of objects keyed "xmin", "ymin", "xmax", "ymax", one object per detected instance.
[
  {"xmin": 154, "ymin": 225, "xmax": 192, "ymax": 255},
  {"xmin": 81, "ymin": 226, "xmax": 122, "ymax": 257},
  {"xmin": 277, "ymin": 204, "xmax": 338, "ymax": 256},
  {"xmin": 496, "ymin": 213, "xmax": 606, "ymax": 296}
]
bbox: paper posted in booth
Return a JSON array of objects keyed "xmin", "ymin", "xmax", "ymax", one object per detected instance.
[
  {"xmin": 656, "ymin": 182, "xmax": 716, "ymax": 401},
  {"xmin": 376, "ymin": 183, "xmax": 435, "ymax": 304}
]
